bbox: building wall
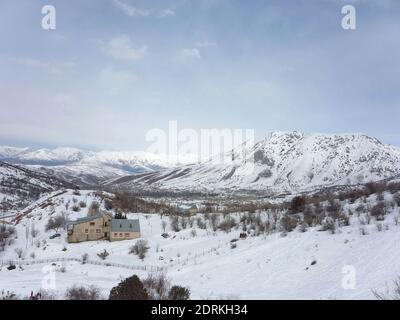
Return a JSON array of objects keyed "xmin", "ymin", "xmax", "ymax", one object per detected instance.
[
  {"xmin": 67, "ymin": 214, "xmax": 111, "ymax": 243},
  {"xmin": 109, "ymin": 231, "xmax": 140, "ymax": 242}
]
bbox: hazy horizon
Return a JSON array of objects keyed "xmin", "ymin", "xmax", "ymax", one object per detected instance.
[{"xmin": 1, "ymin": 130, "xmax": 400, "ymax": 153}]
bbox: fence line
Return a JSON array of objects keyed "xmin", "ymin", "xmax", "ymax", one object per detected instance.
[{"xmin": 0, "ymin": 257, "xmax": 165, "ymax": 272}]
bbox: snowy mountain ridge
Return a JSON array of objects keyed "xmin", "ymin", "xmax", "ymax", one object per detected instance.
[
  {"xmin": 111, "ymin": 131, "xmax": 400, "ymax": 193},
  {"xmin": 2, "ymin": 131, "xmax": 400, "ymax": 193},
  {"xmin": 0, "ymin": 146, "xmax": 194, "ymax": 167},
  {"xmin": 0, "ymin": 146, "xmax": 195, "ymax": 186}
]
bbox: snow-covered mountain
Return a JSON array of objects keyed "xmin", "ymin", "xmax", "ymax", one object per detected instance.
[
  {"xmin": 0, "ymin": 147, "xmax": 85, "ymax": 165},
  {"xmin": 0, "ymin": 147, "xmax": 192, "ymax": 186},
  {"xmin": 110, "ymin": 132, "xmax": 400, "ymax": 193},
  {"xmin": 0, "ymin": 161, "xmax": 73, "ymax": 212},
  {"xmin": 3, "ymin": 132, "xmax": 400, "ymax": 193}
]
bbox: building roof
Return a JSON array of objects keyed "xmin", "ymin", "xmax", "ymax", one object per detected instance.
[
  {"xmin": 67, "ymin": 212, "xmax": 111, "ymax": 225},
  {"xmin": 111, "ymin": 219, "xmax": 140, "ymax": 233},
  {"xmin": 67, "ymin": 214, "xmax": 99, "ymax": 225}
]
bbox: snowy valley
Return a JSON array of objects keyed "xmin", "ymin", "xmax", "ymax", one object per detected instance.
[
  {"xmin": 1, "ymin": 132, "xmax": 400, "ymax": 300},
  {"xmin": 1, "ymin": 183, "xmax": 400, "ymax": 299}
]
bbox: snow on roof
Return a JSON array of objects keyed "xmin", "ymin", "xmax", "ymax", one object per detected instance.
[
  {"xmin": 67, "ymin": 211, "xmax": 112, "ymax": 225},
  {"xmin": 67, "ymin": 214, "xmax": 101, "ymax": 225}
]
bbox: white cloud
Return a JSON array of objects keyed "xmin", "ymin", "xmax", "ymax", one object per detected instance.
[
  {"xmin": 158, "ymin": 9, "xmax": 175, "ymax": 18},
  {"xmin": 112, "ymin": 0, "xmax": 150, "ymax": 17},
  {"xmin": 178, "ymin": 48, "xmax": 202, "ymax": 61},
  {"xmin": 105, "ymin": 35, "xmax": 147, "ymax": 61},
  {"xmin": 195, "ymin": 41, "xmax": 217, "ymax": 48},
  {"xmin": 113, "ymin": 0, "xmax": 175, "ymax": 18},
  {"xmin": 11, "ymin": 57, "xmax": 75, "ymax": 75},
  {"xmin": 99, "ymin": 67, "xmax": 138, "ymax": 96},
  {"xmin": 52, "ymin": 92, "xmax": 76, "ymax": 105}
]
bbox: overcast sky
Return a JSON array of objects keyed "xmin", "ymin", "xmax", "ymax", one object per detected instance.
[{"xmin": 0, "ymin": 0, "xmax": 399, "ymax": 151}]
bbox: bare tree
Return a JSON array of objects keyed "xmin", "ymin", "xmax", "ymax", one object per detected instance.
[
  {"xmin": 97, "ymin": 249, "xmax": 109, "ymax": 260},
  {"xmin": 81, "ymin": 253, "xmax": 89, "ymax": 264},
  {"xmin": 30, "ymin": 224, "xmax": 39, "ymax": 238},
  {"xmin": 180, "ymin": 217, "xmax": 188, "ymax": 229},
  {"xmin": 65, "ymin": 285, "xmax": 101, "ymax": 300},
  {"xmin": 373, "ymin": 277, "xmax": 400, "ymax": 300},
  {"xmin": 129, "ymin": 240, "xmax": 150, "ymax": 260},
  {"xmin": 210, "ymin": 213, "xmax": 219, "ymax": 232},
  {"xmin": 161, "ymin": 220, "xmax": 167, "ymax": 233},
  {"xmin": 143, "ymin": 273, "xmax": 171, "ymax": 300},
  {"xmin": 0, "ymin": 225, "xmax": 16, "ymax": 251},
  {"xmin": 170, "ymin": 216, "xmax": 181, "ymax": 232},
  {"xmin": 14, "ymin": 247, "xmax": 23, "ymax": 259},
  {"xmin": 45, "ymin": 215, "xmax": 66, "ymax": 234},
  {"xmin": 88, "ymin": 201, "xmax": 100, "ymax": 216}
]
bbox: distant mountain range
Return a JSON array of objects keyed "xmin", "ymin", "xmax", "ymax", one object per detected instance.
[
  {"xmin": 1, "ymin": 131, "xmax": 400, "ymax": 197},
  {"xmin": 0, "ymin": 146, "xmax": 193, "ymax": 186}
]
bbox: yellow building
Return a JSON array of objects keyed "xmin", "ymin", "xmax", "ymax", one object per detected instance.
[{"xmin": 67, "ymin": 212, "xmax": 140, "ymax": 243}]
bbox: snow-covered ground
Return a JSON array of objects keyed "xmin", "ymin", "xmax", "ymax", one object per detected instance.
[{"xmin": 0, "ymin": 189, "xmax": 399, "ymax": 299}]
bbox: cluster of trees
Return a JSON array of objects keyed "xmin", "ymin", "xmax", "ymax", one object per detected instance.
[
  {"xmin": 109, "ymin": 274, "xmax": 190, "ymax": 300},
  {"xmin": 101, "ymin": 192, "xmax": 175, "ymax": 214},
  {"xmin": 161, "ymin": 180, "xmax": 400, "ymax": 238},
  {"xmin": 63, "ymin": 274, "xmax": 190, "ymax": 300}
]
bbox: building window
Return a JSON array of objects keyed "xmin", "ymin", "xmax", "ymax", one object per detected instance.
[
  {"xmin": 85, "ymin": 229, "xmax": 88, "ymax": 233},
  {"xmin": 119, "ymin": 233, "xmax": 123, "ymax": 236},
  {"xmin": 125, "ymin": 233, "xmax": 130, "ymax": 237},
  {"xmin": 96, "ymin": 229, "xmax": 101, "ymax": 233},
  {"xmin": 114, "ymin": 233, "xmax": 117, "ymax": 236},
  {"xmin": 90, "ymin": 222, "xmax": 95, "ymax": 226}
]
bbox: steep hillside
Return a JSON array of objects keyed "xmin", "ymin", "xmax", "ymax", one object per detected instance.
[
  {"xmin": 111, "ymin": 132, "xmax": 400, "ymax": 193},
  {"xmin": 0, "ymin": 161, "xmax": 73, "ymax": 213}
]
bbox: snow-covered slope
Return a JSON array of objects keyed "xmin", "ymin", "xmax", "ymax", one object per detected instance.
[
  {"xmin": 0, "ymin": 147, "xmax": 193, "ymax": 186},
  {"xmin": 0, "ymin": 147, "xmax": 85, "ymax": 165},
  {"xmin": 113, "ymin": 132, "xmax": 400, "ymax": 193},
  {"xmin": 0, "ymin": 161, "xmax": 73, "ymax": 213},
  {"xmin": 1, "ymin": 189, "xmax": 400, "ymax": 299}
]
